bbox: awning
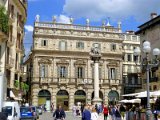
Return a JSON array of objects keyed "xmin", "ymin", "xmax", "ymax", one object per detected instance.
[
  {"xmin": 119, "ymin": 99, "xmax": 141, "ymax": 103},
  {"xmin": 9, "ymin": 89, "xmax": 22, "ymax": 101}
]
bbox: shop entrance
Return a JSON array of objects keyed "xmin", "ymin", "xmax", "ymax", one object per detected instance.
[
  {"xmin": 38, "ymin": 90, "xmax": 51, "ymax": 111},
  {"xmin": 57, "ymin": 90, "xmax": 69, "ymax": 111},
  {"xmin": 74, "ymin": 90, "xmax": 86, "ymax": 105}
]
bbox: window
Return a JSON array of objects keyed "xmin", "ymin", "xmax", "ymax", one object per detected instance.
[
  {"xmin": 76, "ymin": 42, "xmax": 84, "ymax": 49},
  {"xmin": 40, "ymin": 64, "xmax": 48, "ymax": 78},
  {"xmin": 110, "ymin": 43, "xmax": 116, "ymax": 51},
  {"xmin": 134, "ymin": 55, "xmax": 137, "ymax": 62},
  {"xmin": 59, "ymin": 41, "xmax": 67, "ymax": 51},
  {"xmin": 127, "ymin": 54, "xmax": 131, "ymax": 61},
  {"xmin": 93, "ymin": 43, "xmax": 101, "ymax": 49},
  {"xmin": 109, "ymin": 68, "xmax": 116, "ymax": 79},
  {"xmin": 59, "ymin": 66, "xmax": 67, "ymax": 78},
  {"xmin": 41, "ymin": 40, "xmax": 47, "ymax": 46},
  {"xmin": 153, "ymin": 85, "xmax": 157, "ymax": 90},
  {"xmin": 77, "ymin": 67, "xmax": 84, "ymax": 78}
]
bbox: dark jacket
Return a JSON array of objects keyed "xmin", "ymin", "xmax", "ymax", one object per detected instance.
[
  {"xmin": 53, "ymin": 109, "xmax": 66, "ymax": 119},
  {"xmin": 82, "ymin": 109, "xmax": 91, "ymax": 120},
  {"xmin": 0, "ymin": 112, "xmax": 7, "ymax": 120}
]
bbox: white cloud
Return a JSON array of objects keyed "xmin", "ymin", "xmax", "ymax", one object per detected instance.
[
  {"xmin": 63, "ymin": 0, "xmax": 160, "ymax": 22},
  {"xmin": 24, "ymin": 25, "xmax": 34, "ymax": 32},
  {"xmin": 57, "ymin": 15, "xmax": 70, "ymax": 24}
]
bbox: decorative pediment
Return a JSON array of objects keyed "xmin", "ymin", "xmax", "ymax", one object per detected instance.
[
  {"xmin": 56, "ymin": 59, "xmax": 69, "ymax": 65},
  {"xmin": 38, "ymin": 58, "xmax": 52, "ymax": 64},
  {"xmin": 107, "ymin": 61, "xmax": 119, "ymax": 67},
  {"xmin": 74, "ymin": 60, "xmax": 86, "ymax": 66}
]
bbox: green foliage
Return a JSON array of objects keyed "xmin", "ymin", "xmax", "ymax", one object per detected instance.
[
  {"xmin": 21, "ymin": 82, "xmax": 29, "ymax": 92},
  {"xmin": 14, "ymin": 80, "xmax": 19, "ymax": 88},
  {"xmin": 0, "ymin": 5, "xmax": 8, "ymax": 35}
]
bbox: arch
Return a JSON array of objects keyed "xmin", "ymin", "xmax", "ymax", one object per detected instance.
[
  {"xmin": 56, "ymin": 90, "xmax": 69, "ymax": 111},
  {"xmin": 91, "ymin": 91, "xmax": 103, "ymax": 100},
  {"xmin": 74, "ymin": 90, "xmax": 86, "ymax": 105},
  {"xmin": 75, "ymin": 90, "xmax": 86, "ymax": 96},
  {"xmin": 38, "ymin": 90, "xmax": 51, "ymax": 97},
  {"xmin": 108, "ymin": 90, "xmax": 119, "ymax": 105},
  {"xmin": 57, "ymin": 90, "xmax": 69, "ymax": 96},
  {"xmin": 38, "ymin": 90, "xmax": 51, "ymax": 111}
]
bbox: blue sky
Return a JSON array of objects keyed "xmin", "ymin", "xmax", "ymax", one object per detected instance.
[{"xmin": 24, "ymin": 0, "xmax": 160, "ymax": 55}]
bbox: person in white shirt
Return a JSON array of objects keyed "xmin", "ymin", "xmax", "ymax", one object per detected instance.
[{"xmin": 91, "ymin": 107, "xmax": 99, "ymax": 120}]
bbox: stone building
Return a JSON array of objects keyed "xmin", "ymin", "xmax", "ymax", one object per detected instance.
[
  {"xmin": 122, "ymin": 31, "xmax": 141, "ymax": 94},
  {"xmin": 25, "ymin": 17, "xmax": 124, "ymax": 111},
  {"xmin": 136, "ymin": 13, "xmax": 160, "ymax": 92},
  {"xmin": 0, "ymin": 0, "xmax": 27, "ymax": 100}
]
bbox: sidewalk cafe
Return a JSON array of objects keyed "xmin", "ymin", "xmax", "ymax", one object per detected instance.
[{"xmin": 120, "ymin": 90, "xmax": 160, "ymax": 120}]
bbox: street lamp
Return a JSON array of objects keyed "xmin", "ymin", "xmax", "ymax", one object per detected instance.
[{"xmin": 134, "ymin": 41, "xmax": 160, "ymax": 120}]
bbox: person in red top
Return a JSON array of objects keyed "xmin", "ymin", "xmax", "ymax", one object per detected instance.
[{"xmin": 103, "ymin": 104, "xmax": 108, "ymax": 120}]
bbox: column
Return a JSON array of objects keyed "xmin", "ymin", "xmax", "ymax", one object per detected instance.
[
  {"xmin": 94, "ymin": 62, "xmax": 99, "ymax": 99},
  {"xmin": 69, "ymin": 91, "xmax": 74, "ymax": 110}
]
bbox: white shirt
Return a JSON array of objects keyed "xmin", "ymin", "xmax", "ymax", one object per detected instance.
[{"xmin": 91, "ymin": 112, "xmax": 99, "ymax": 120}]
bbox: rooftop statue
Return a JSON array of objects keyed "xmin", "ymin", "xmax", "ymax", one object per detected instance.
[{"xmin": 35, "ymin": 14, "xmax": 40, "ymax": 22}]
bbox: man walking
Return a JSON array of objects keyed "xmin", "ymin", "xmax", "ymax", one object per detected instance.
[
  {"xmin": 82, "ymin": 105, "xmax": 91, "ymax": 120},
  {"xmin": 53, "ymin": 105, "xmax": 66, "ymax": 120}
]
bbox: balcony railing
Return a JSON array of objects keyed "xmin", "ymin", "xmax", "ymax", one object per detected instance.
[
  {"xmin": 5, "ymin": 56, "xmax": 14, "ymax": 68},
  {"xmin": 144, "ymin": 77, "xmax": 159, "ymax": 83},
  {"xmin": 35, "ymin": 22, "xmax": 121, "ymax": 33},
  {"xmin": 32, "ymin": 77, "xmax": 122, "ymax": 86}
]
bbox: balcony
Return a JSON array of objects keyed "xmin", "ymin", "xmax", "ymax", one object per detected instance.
[
  {"xmin": 144, "ymin": 77, "xmax": 159, "ymax": 83},
  {"xmin": 7, "ymin": 36, "xmax": 15, "ymax": 47},
  {"xmin": 124, "ymin": 83, "xmax": 142, "ymax": 88},
  {"xmin": 17, "ymin": 21, "xmax": 23, "ymax": 33},
  {"xmin": 8, "ymin": 13, "xmax": 15, "ymax": 25},
  {"xmin": 5, "ymin": 56, "xmax": 14, "ymax": 69}
]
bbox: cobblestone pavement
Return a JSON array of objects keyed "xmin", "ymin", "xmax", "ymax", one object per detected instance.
[
  {"xmin": 39, "ymin": 111, "xmax": 104, "ymax": 120},
  {"xmin": 39, "ymin": 111, "xmax": 82, "ymax": 120}
]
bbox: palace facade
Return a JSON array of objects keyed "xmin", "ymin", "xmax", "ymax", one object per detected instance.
[{"xmin": 25, "ymin": 17, "xmax": 124, "ymax": 110}]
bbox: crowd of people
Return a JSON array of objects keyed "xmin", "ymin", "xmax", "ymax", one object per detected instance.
[{"xmin": 51, "ymin": 102, "xmax": 159, "ymax": 120}]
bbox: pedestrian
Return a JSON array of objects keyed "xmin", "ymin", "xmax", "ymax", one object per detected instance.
[
  {"xmin": 115, "ymin": 106, "xmax": 121, "ymax": 120},
  {"xmin": 91, "ymin": 107, "xmax": 99, "ymax": 120},
  {"xmin": 119, "ymin": 104, "xmax": 126, "ymax": 120},
  {"xmin": 51, "ymin": 103, "xmax": 54, "ymax": 112},
  {"xmin": 0, "ymin": 112, "xmax": 7, "ymax": 120},
  {"xmin": 82, "ymin": 104, "xmax": 91, "ymax": 120},
  {"xmin": 72, "ymin": 104, "xmax": 77, "ymax": 117},
  {"xmin": 103, "ymin": 104, "xmax": 108, "ymax": 120},
  {"xmin": 53, "ymin": 105, "xmax": 66, "ymax": 120}
]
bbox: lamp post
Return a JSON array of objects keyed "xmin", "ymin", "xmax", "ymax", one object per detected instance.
[{"xmin": 134, "ymin": 41, "xmax": 160, "ymax": 120}]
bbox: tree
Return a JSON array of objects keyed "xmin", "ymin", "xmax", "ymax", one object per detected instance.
[{"xmin": 0, "ymin": 5, "xmax": 8, "ymax": 35}]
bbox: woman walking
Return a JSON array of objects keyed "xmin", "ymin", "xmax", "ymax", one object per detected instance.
[{"xmin": 103, "ymin": 104, "xmax": 109, "ymax": 120}]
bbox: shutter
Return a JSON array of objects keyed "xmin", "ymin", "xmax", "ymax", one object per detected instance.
[
  {"xmin": 65, "ymin": 66, "xmax": 68, "ymax": 78},
  {"xmin": 110, "ymin": 44, "xmax": 112, "ymax": 51},
  {"xmin": 114, "ymin": 44, "xmax": 116, "ymax": 50},
  {"xmin": 45, "ymin": 65, "xmax": 48, "ymax": 77},
  {"xmin": 99, "ymin": 43, "xmax": 101, "ymax": 50},
  {"xmin": 65, "ymin": 41, "xmax": 67, "ymax": 51},
  {"xmin": 108, "ymin": 68, "xmax": 111, "ymax": 79},
  {"xmin": 76, "ymin": 42, "xmax": 78, "ymax": 48},
  {"xmin": 82, "ymin": 42, "xmax": 84, "ymax": 49},
  {"xmin": 59, "ymin": 41, "xmax": 61, "ymax": 50},
  {"xmin": 45, "ymin": 40, "xmax": 48, "ymax": 46},
  {"xmin": 75, "ymin": 67, "xmax": 78, "ymax": 78},
  {"xmin": 99, "ymin": 67, "xmax": 102, "ymax": 79},
  {"xmin": 39, "ymin": 64, "xmax": 42, "ymax": 77},
  {"xmin": 82, "ymin": 67, "xmax": 85, "ymax": 79},
  {"xmin": 115, "ymin": 68, "xmax": 117, "ymax": 79},
  {"xmin": 41, "ymin": 40, "xmax": 43, "ymax": 46},
  {"xmin": 57, "ymin": 66, "xmax": 60, "ymax": 78}
]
